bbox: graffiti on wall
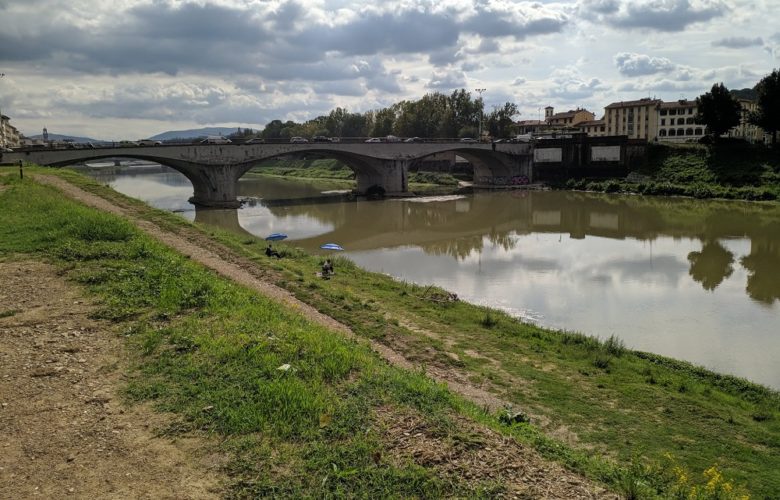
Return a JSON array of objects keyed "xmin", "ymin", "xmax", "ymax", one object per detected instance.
[{"xmin": 477, "ymin": 175, "xmax": 530, "ymax": 186}]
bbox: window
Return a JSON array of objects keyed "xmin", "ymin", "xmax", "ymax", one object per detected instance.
[
  {"xmin": 677, "ymin": 128, "xmax": 685, "ymax": 136},
  {"xmin": 660, "ymin": 129, "xmax": 667, "ymax": 136},
  {"xmin": 661, "ymin": 119, "xmax": 666, "ymax": 126},
  {"xmin": 669, "ymin": 109, "xmax": 677, "ymax": 115},
  {"xmin": 686, "ymin": 117, "xmax": 694, "ymax": 125},
  {"xmin": 677, "ymin": 118, "xmax": 685, "ymax": 125},
  {"xmin": 669, "ymin": 129, "xmax": 676, "ymax": 136},
  {"xmin": 686, "ymin": 128, "xmax": 694, "ymax": 136},
  {"xmin": 660, "ymin": 109, "xmax": 668, "ymax": 116},
  {"xmin": 695, "ymin": 128, "xmax": 703, "ymax": 135}
]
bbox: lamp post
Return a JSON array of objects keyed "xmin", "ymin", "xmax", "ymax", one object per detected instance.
[
  {"xmin": 0, "ymin": 73, "xmax": 5, "ymax": 149},
  {"xmin": 475, "ymin": 88, "xmax": 486, "ymax": 139}
]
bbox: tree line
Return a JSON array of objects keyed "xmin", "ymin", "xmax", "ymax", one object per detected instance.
[
  {"xmin": 696, "ymin": 68, "xmax": 780, "ymax": 145},
  {"xmin": 231, "ymin": 89, "xmax": 519, "ymax": 141}
]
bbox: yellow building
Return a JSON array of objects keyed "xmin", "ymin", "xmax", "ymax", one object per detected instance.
[
  {"xmin": 578, "ymin": 119, "xmax": 606, "ymax": 136},
  {"xmin": 604, "ymin": 98, "xmax": 661, "ymax": 140},
  {"xmin": 545, "ymin": 106, "xmax": 596, "ymax": 127}
]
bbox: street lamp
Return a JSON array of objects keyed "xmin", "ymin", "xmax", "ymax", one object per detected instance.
[
  {"xmin": 0, "ymin": 73, "xmax": 5, "ymax": 149},
  {"xmin": 474, "ymin": 88, "xmax": 486, "ymax": 139}
]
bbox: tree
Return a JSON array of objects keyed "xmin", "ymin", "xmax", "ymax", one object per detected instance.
[
  {"xmin": 749, "ymin": 68, "xmax": 780, "ymax": 146},
  {"xmin": 485, "ymin": 102, "xmax": 520, "ymax": 138},
  {"xmin": 695, "ymin": 83, "xmax": 741, "ymax": 139}
]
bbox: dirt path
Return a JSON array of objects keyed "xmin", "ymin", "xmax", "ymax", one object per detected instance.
[
  {"xmin": 23, "ymin": 175, "xmax": 616, "ymax": 498},
  {"xmin": 0, "ymin": 261, "xmax": 223, "ymax": 499}
]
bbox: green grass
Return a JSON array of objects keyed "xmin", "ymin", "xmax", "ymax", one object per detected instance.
[
  {"xmin": 248, "ymin": 158, "xmax": 462, "ymax": 189},
  {"xmin": 2, "ymin": 167, "xmax": 774, "ymax": 498},
  {"xmin": 564, "ymin": 143, "xmax": 780, "ymax": 201}
]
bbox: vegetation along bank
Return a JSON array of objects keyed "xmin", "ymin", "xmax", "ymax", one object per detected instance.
[{"xmin": 1, "ymin": 167, "xmax": 778, "ymax": 498}]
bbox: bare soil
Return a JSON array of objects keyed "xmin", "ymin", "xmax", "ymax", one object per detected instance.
[
  {"xmin": 5, "ymin": 174, "xmax": 617, "ymax": 498},
  {"xmin": 0, "ymin": 261, "xmax": 223, "ymax": 499}
]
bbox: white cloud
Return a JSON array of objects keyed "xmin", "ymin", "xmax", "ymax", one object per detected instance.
[{"xmin": 614, "ymin": 52, "xmax": 676, "ymax": 76}]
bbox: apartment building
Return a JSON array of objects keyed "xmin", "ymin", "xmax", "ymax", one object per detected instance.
[
  {"xmin": 657, "ymin": 100, "xmax": 704, "ymax": 143},
  {"xmin": 727, "ymin": 99, "xmax": 768, "ymax": 144},
  {"xmin": 1, "ymin": 114, "xmax": 22, "ymax": 148},
  {"xmin": 604, "ymin": 98, "xmax": 661, "ymax": 140}
]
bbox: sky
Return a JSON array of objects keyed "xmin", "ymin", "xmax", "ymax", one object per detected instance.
[{"xmin": 1, "ymin": 0, "xmax": 778, "ymax": 140}]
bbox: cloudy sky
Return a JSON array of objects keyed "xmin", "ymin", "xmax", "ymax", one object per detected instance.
[{"xmin": 1, "ymin": 0, "xmax": 778, "ymax": 140}]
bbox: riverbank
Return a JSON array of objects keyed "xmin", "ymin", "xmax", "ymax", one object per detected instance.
[
  {"xmin": 560, "ymin": 143, "xmax": 780, "ymax": 202},
  {"xmin": 2, "ymin": 167, "xmax": 777, "ymax": 497},
  {"xmin": 248, "ymin": 158, "xmax": 463, "ymax": 194}
]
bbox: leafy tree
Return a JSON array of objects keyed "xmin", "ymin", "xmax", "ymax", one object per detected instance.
[
  {"xmin": 371, "ymin": 107, "xmax": 396, "ymax": 137},
  {"xmin": 695, "ymin": 83, "xmax": 741, "ymax": 139},
  {"xmin": 749, "ymin": 68, "xmax": 780, "ymax": 146},
  {"xmin": 486, "ymin": 102, "xmax": 520, "ymax": 138}
]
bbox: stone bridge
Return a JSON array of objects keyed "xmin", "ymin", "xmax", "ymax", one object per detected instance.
[{"xmin": 2, "ymin": 142, "xmax": 533, "ymax": 208}]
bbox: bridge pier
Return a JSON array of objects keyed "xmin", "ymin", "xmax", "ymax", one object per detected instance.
[
  {"xmin": 175, "ymin": 163, "xmax": 245, "ymax": 209},
  {"xmin": 355, "ymin": 158, "xmax": 411, "ymax": 196}
]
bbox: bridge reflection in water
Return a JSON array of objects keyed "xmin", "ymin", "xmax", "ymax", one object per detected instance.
[{"xmin": 78, "ymin": 165, "xmax": 780, "ymax": 389}]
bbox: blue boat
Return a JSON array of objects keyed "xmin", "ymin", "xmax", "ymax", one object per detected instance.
[{"xmin": 265, "ymin": 233, "xmax": 288, "ymax": 241}]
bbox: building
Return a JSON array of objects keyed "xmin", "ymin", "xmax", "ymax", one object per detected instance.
[
  {"xmin": 545, "ymin": 107, "xmax": 596, "ymax": 127},
  {"xmin": 727, "ymin": 99, "xmax": 768, "ymax": 144},
  {"xmin": 657, "ymin": 100, "xmax": 704, "ymax": 143},
  {"xmin": 578, "ymin": 118, "xmax": 606, "ymax": 137},
  {"xmin": 604, "ymin": 98, "xmax": 661, "ymax": 140},
  {"xmin": 1, "ymin": 114, "xmax": 22, "ymax": 148},
  {"xmin": 515, "ymin": 120, "xmax": 547, "ymax": 135}
]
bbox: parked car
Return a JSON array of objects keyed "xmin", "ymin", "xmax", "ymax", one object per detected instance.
[
  {"xmin": 459, "ymin": 137, "xmax": 478, "ymax": 143},
  {"xmin": 138, "ymin": 139, "xmax": 162, "ymax": 146},
  {"xmin": 385, "ymin": 135, "xmax": 401, "ymax": 142},
  {"xmin": 312, "ymin": 135, "xmax": 332, "ymax": 143},
  {"xmin": 364, "ymin": 137, "xmax": 382, "ymax": 143},
  {"xmin": 201, "ymin": 136, "xmax": 232, "ymax": 144},
  {"xmin": 290, "ymin": 136, "xmax": 308, "ymax": 143}
]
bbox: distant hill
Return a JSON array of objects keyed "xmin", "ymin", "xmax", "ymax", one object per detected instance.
[
  {"xmin": 731, "ymin": 88, "xmax": 758, "ymax": 101},
  {"xmin": 29, "ymin": 133, "xmax": 104, "ymax": 144},
  {"xmin": 149, "ymin": 127, "xmax": 239, "ymax": 141}
]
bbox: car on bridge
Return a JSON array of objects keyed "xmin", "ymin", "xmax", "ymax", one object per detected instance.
[
  {"xmin": 364, "ymin": 137, "xmax": 382, "ymax": 143},
  {"xmin": 290, "ymin": 136, "xmax": 308, "ymax": 143},
  {"xmin": 403, "ymin": 137, "xmax": 423, "ymax": 143},
  {"xmin": 245, "ymin": 138, "xmax": 265, "ymax": 144},
  {"xmin": 312, "ymin": 136, "xmax": 332, "ymax": 143},
  {"xmin": 201, "ymin": 136, "xmax": 232, "ymax": 144},
  {"xmin": 459, "ymin": 137, "xmax": 478, "ymax": 143},
  {"xmin": 138, "ymin": 139, "xmax": 162, "ymax": 146}
]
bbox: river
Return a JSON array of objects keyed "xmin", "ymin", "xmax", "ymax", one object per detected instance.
[{"xmin": 75, "ymin": 163, "xmax": 780, "ymax": 390}]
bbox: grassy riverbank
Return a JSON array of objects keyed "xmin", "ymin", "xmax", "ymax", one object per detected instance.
[
  {"xmin": 249, "ymin": 158, "xmax": 461, "ymax": 191},
  {"xmin": 564, "ymin": 143, "xmax": 780, "ymax": 201},
  {"xmin": 3, "ymin": 167, "xmax": 778, "ymax": 497}
]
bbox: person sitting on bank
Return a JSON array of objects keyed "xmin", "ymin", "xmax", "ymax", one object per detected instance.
[
  {"xmin": 321, "ymin": 259, "xmax": 334, "ymax": 277},
  {"xmin": 265, "ymin": 244, "xmax": 281, "ymax": 259}
]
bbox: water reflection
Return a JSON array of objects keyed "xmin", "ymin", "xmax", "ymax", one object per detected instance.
[{"xmin": 76, "ymin": 164, "xmax": 780, "ymax": 388}]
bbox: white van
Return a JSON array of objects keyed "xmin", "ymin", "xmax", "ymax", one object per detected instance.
[{"xmin": 201, "ymin": 136, "xmax": 232, "ymax": 144}]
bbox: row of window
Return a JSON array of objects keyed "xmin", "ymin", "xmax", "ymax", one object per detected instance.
[
  {"xmin": 661, "ymin": 117, "xmax": 696, "ymax": 126},
  {"xmin": 658, "ymin": 128, "xmax": 703, "ymax": 137},
  {"xmin": 660, "ymin": 108, "xmax": 694, "ymax": 116}
]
